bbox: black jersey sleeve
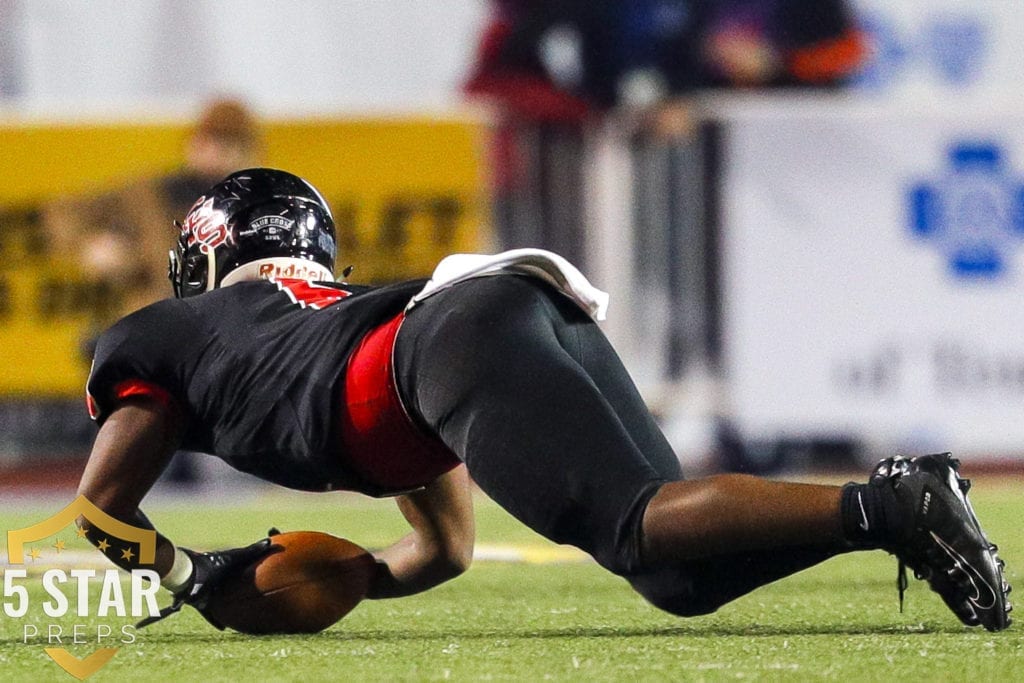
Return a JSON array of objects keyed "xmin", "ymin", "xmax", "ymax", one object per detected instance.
[{"xmin": 86, "ymin": 300, "xmax": 197, "ymax": 425}]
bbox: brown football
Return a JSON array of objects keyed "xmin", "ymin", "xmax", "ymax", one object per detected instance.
[{"xmin": 205, "ymin": 531, "xmax": 376, "ymax": 634}]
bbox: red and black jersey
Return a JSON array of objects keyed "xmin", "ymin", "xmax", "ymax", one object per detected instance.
[{"xmin": 87, "ymin": 278, "xmax": 426, "ymax": 492}]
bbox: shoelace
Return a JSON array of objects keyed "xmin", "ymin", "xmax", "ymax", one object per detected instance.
[{"xmin": 897, "ymin": 560, "xmax": 909, "ymax": 613}]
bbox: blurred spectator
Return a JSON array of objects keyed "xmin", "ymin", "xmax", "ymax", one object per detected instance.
[
  {"xmin": 464, "ymin": 0, "xmax": 865, "ymax": 258},
  {"xmin": 465, "ymin": 1, "xmax": 866, "ymax": 121},
  {"xmin": 651, "ymin": 0, "xmax": 866, "ymax": 93},
  {"xmin": 43, "ymin": 97, "xmax": 263, "ymax": 324},
  {"xmin": 463, "ymin": 1, "xmax": 595, "ymax": 267}
]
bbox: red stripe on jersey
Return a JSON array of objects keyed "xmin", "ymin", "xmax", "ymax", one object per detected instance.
[
  {"xmin": 88, "ymin": 378, "xmax": 178, "ymax": 423},
  {"xmin": 273, "ymin": 278, "xmax": 351, "ymax": 310},
  {"xmin": 340, "ymin": 313, "xmax": 460, "ymax": 492},
  {"xmin": 113, "ymin": 379, "xmax": 176, "ymax": 412}
]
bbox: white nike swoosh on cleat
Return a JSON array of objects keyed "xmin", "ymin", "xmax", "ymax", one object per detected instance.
[
  {"xmin": 857, "ymin": 491, "xmax": 869, "ymax": 531},
  {"xmin": 930, "ymin": 531, "xmax": 999, "ymax": 611}
]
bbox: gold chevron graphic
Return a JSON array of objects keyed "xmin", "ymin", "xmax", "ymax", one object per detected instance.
[{"xmin": 44, "ymin": 648, "xmax": 118, "ymax": 681}]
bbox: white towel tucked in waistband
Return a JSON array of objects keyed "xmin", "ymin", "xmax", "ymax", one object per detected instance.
[{"xmin": 407, "ymin": 248, "xmax": 609, "ymax": 321}]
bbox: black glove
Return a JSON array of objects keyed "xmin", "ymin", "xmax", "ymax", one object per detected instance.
[
  {"xmin": 178, "ymin": 539, "xmax": 275, "ymax": 609},
  {"xmin": 137, "ymin": 537, "xmax": 277, "ymax": 629}
]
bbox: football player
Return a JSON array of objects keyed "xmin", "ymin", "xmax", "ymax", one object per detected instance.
[{"xmin": 77, "ymin": 168, "xmax": 1011, "ymax": 631}]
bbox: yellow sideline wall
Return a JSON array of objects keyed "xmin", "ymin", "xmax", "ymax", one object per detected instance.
[{"xmin": 0, "ymin": 118, "xmax": 487, "ymax": 397}]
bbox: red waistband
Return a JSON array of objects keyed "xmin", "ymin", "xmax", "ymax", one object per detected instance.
[{"xmin": 339, "ymin": 312, "xmax": 460, "ymax": 493}]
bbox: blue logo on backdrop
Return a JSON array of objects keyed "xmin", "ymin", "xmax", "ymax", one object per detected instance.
[
  {"xmin": 908, "ymin": 142, "xmax": 1024, "ymax": 279},
  {"xmin": 855, "ymin": 11, "xmax": 988, "ymax": 91}
]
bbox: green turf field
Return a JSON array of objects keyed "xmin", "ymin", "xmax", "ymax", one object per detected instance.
[{"xmin": 1, "ymin": 476, "xmax": 1020, "ymax": 681}]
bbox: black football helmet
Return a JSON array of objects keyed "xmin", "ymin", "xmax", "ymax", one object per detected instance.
[{"xmin": 169, "ymin": 168, "xmax": 337, "ymax": 298}]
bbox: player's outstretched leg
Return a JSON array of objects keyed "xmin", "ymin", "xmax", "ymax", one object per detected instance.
[{"xmin": 637, "ymin": 454, "xmax": 1012, "ymax": 630}]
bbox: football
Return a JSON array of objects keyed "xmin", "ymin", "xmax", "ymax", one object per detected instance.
[{"xmin": 205, "ymin": 531, "xmax": 376, "ymax": 634}]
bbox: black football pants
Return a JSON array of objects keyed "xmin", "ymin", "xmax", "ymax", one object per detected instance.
[{"xmin": 395, "ymin": 275, "xmax": 834, "ymax": 615}]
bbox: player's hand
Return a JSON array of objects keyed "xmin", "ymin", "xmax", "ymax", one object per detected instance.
[
  {"xmin": 177, "ymin": 538, "xmax": 276, "ymax": 609},
  {"xmin": 137, "ymin": 537, "xmax": 278, "ymax": 630}
]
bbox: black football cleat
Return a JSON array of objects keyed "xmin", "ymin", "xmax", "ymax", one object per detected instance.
[{"xmin": 870, "ymin": 453, "xmax": 1012, "ymax": 632}]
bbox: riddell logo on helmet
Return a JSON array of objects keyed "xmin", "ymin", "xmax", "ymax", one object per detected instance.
[
  {"xmin": 182, "ymin": 197, "xmax": 229, "ymax": 250},
  {"xmin": 259, "ymin": 262, "xmax": 326, "ymax": 279}
]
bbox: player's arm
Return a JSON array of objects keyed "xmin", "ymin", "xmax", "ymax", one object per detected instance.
[
  {"xmin": 367, "ymin": 464, "xmax": 475, "ymax": 599},
  {"xmin": 77, "ymin": 398, "xmax": 182, "ymax": 575},
  {"xmin": 78, "ymin": 397, "xmax": 274, "ymax": 628}
]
